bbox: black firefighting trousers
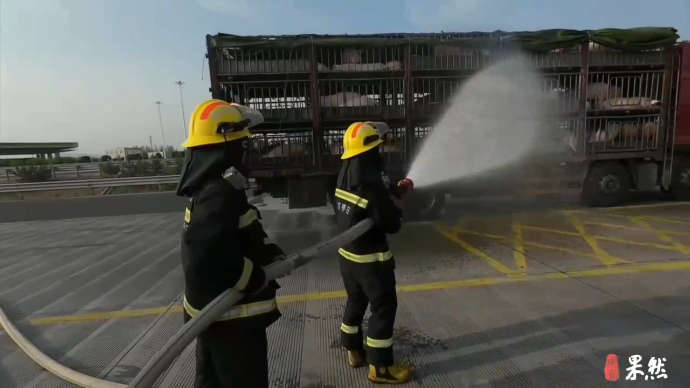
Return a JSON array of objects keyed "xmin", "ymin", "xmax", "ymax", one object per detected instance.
[
  {"xmin": 339, "ymin": 257, "xmax": 398, "ymax": 367},
  {"xmin": 194, "ymin": 323, "xmax": 269, "ymax": 388}
]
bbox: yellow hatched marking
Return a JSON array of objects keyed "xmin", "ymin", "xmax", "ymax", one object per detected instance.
[
  {"xmin": 570, "ymin": 209, "xmax": 690, "ymax": 226},
  {"xmin": 628, "ymin": 217, "xmax": 688, "ymax": 251},
  {"xmin": 582, "ymin": 221, "xmax": 690, "ymax": 237},
  {"xmin": 512, "ymin": 215, "xmax": 527, "ymax": 276},
  {"xmin": 521, "ymin": 224, "xmax": 690, "ymax": 255},
  {"xmin": 450, "ymin": 226, "xmax": 607, "ymax": 262},
  {"xmin": 433, "ymin": 225, "xmax": 514, "ymax": 275},
  {"xmin": 564, "ymin": 212, "xmax": 628, "ymax": 266}
]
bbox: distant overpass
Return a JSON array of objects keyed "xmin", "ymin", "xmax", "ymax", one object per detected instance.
[{"xmin": 0, "ymin": 142, "xmax": 79, "ymax": 158}]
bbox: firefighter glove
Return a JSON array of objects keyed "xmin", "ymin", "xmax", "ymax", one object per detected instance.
[{"xmin": 264, "ymin": 242, "xmax": 286, "ymax": 260}]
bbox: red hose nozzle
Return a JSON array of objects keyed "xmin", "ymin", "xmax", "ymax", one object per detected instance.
[{"xmin": 398, "ymin": 178, "xmax": 414, "ymax": 195}]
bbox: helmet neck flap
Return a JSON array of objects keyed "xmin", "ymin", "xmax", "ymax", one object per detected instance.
[
  {"xmin": 175, "ymin": 139, "xmax": 248, "ymax": 197},
  {"xmin": 337, "ymin": 146, "xmax": 385, "ymax": 191}
]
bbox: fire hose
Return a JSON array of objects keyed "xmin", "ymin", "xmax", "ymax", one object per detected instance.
[{"xmin": 0, "ymin": 218, "xmax": 374, "ymax": 388}]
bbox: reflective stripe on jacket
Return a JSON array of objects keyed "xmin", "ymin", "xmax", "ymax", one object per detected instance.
[
  {"xmin": 183, "ymin": 295, "xmax": 278, "ymax": 321},
  {"xmin": 334, "ymin": 184, "xmax": 401, "ymax": 262},
  {"xmin": 338, "ymin": 248, "xmax": 392, "ymax": 263}
]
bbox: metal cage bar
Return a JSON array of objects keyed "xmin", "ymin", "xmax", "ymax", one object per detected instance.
[{"xmin": 205, "ymin": 33, "xmax": 682, "ymax": 172}]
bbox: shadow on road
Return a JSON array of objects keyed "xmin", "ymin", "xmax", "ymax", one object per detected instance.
[{"xmin": 404, "ymin": 292, "xmax": 690, "ymax": 387}]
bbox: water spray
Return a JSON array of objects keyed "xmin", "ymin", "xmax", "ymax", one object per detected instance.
[{"xmin": 405, "ymin": 55, "xmax": 557, "ymax": 190}]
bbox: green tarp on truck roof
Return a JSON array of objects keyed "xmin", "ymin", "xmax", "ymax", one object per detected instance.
[{"xmin": 209, "ymin": 27, "xmax": 680, "ymax": 52}]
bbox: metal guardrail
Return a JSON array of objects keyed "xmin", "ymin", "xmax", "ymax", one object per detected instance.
[
  {"xmin": 0, "ymin": 176, "xmax": 181, "ymax": 194},
  {"xmin": 0, "ymin": 159, "xmax": 180, "ymax": 180}
]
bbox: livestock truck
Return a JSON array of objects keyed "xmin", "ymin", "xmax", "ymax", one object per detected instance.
[{"xmin": 204, "ymin": 28, "xmax": 690, "ymax": 219}]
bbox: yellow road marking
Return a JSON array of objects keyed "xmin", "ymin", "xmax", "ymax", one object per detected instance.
[
  {"xmin": 431, "ymin": 203, "xmax": 689, "ymax": 229},
  {"xmin": 512, "ymin": 215, "xmax": 527, "ymax": 275},
  {"xmin": 628, "ymin": 217, "xmax": 688, "ymax": 251},
  {"xmin": 570, "ymin": 210, "xmax": 690, "ymax": 226},
  {"xmin": 522, "ymin": 224, "xmax": 690, "ymax": 255},
  {"xmin": 451, "ymin": 227, "xmax": 607, "ymax": 261},
  {"xmin": 630, "ymin": 215, "xmax": 690, "ymax": 226},
  {"xmin": 19, "ymin": 260, "xmax": 690, "ymax": 327},
  {"xmin": 582, "ymin": 221, "xmax": 690, "ymax": 237},
  {"xmin": 604, "ymin": 201, "xmax": 690, "ymax": 210},
  {"xmin": 433, "ymin": 225, "xmax": 514, "ymax": 274},
  {"xmin": 565, "ymin": 213, "xmax": 628, "ymax": 266}
]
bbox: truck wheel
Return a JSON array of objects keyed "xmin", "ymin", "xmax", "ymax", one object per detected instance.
[
  {"xmin": 669, "ymin": 165, "xmax": 690, "ymax": 201},
  {"xmin": 580, "ymin": 162, "xmax": 630, "ymax": 207},
  {"xmin": 403, "ymin": 191, "xmax": 446, "ymax": 221}
]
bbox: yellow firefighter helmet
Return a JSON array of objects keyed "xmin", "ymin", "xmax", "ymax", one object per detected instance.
[
  {"xmin": 341, "ymin": 121, "xmax": 391, "ymax": 160},
  {"xmin": 182, "ymin": 99, "xmax": 264, "ymax": 149}
]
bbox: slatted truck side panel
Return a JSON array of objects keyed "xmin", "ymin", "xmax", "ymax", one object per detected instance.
[
  {"xmin": 666, "ymin": 43, "xmax": 690, "ymax": 200},
  {"xmin": 205, "ymin": 29, "xmax": 684, "ymax": 213},
  {"xmin": 206, "ymin": 34, "xmax": 321, "ymax": 205}
]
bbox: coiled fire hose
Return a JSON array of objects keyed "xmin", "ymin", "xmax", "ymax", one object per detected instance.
[{"xmin": 0, "ymin": 218, "xmax": 374, "ymax": 388}]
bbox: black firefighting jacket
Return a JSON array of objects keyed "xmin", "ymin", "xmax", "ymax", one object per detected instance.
[
  {"xmin": 181, "ymin": 177, "xmax": 282, "ymax": 329},
  {"xmin": 334, "ymin": 180, "xmax": 402, "ymax": 264}
]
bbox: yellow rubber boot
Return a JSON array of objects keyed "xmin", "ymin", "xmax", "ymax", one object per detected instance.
[
  {"xmin": 347, "ymin": 350, "xmax": 366, "ymax": 368},
  {"xmin": 368, "ymin": 364, "xmax": 412, "ymax": 384}
]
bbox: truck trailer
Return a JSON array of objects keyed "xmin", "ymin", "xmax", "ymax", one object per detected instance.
[{"xmin": 204, "ymin": 27, "xmax": 690, "ymax": 218}]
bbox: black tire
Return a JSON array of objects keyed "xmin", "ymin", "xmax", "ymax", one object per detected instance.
[
  {"xmin": 326, "ymin": 184, "xmax": 338, "ymax": 215},
  {"xmin": 669, "ymin": 165, "xmax": 690, "ymax": 201},
  {"xmin": 580, "ymin": 162, "xmax": 630, "ymax": 207},
  {"xmin": 423, "ymin": 191, "xmax": 446, "ymax": 220},
  {"xmin": 403, "ymin": 191, "xmax": 446, "ymax": 221}
]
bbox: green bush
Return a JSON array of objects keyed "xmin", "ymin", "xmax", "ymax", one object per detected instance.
[
  {"xmin": 56, "ymin": 157, "xmax": 77, "ymax": 164},
  {"xmin": 100, "ymin": 161, "xmax": 121, "ymax": 176},
  {"xmin": 95, "ymin": 159, "xmax": 182, "ymax": 178},
  {"xmin": 14, "ymin": 165, "xmax": 52, "ymax": 182},
  {"xmin": 164, "ymin": 157, "xmax": 184, "ymax": 175},
  {"xmin": 100, "ymin": 155, "xmax": 112, "ymax": 162},
  {"xmin": 1, "ymin": 158, "xmax": 34, "ymax": 167},
  {"xmin": 148, "ymin": 159, "xmax": 163, "ymax": 175},
  {"xmin": 120, "ymin": 160, "xmax": 153, "ymax": 177},
  {"xmin": 77, "ymin": 156, "xmax": 92, "ymax": 163},
  {"xmin": 126, "ymin": 153, "xmax": 143, "ymax": 161}
]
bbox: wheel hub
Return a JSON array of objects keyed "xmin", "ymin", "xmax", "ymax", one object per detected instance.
[
  {"xmin": 404, "ymin": 191, "xmax": 438, "ymax": 217},
  {"xmin": 598, "ymin": 174, "xmax": 620, "ymax": 194},
  {"xmin": 679, "ymin": 169, "xmax": 690, "ymax": 187},
  {"xmin": 421, "ymin": 194, "xmax": 436, "ymax": 212}
]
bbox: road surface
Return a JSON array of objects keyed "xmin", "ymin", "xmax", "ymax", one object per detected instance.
[{"xmin": 0, "ymin": 199, "xmax": 688, "ymax": 387}]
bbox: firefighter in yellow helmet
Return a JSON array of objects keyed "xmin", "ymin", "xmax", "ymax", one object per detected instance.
[
  {"xmin": 334, "ymin": 121, "xmax": 412, "ymax": 384},
  {"xmin": 176, "ymin": 99, "xmax": 286, "ymax": 388}
]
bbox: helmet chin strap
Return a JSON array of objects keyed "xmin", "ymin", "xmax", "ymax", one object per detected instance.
[{"xmin": 219, "ymin": 135, "xmax": 250, "ymax": 189}]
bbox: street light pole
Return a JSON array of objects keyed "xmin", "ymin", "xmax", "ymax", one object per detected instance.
[
  {"xmin": 155, "ymin": 101, "xmax": 168, "ymax": 159},
  {"xmin": 175, "ymin": 81, "xmax": 188, "ymax": 138}
]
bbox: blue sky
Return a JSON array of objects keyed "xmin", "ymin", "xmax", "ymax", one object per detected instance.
[{"xmin": 1, "ymin": 0, "xmax": 688, "ymax": 155}]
